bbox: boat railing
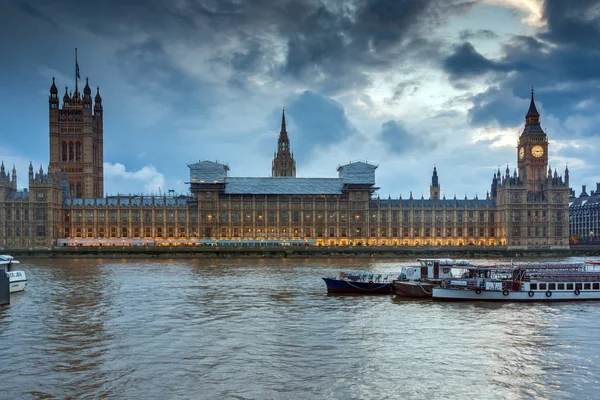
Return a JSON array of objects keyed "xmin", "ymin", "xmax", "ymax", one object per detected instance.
[
  {"xmin": 339, "ymin": 272, "xmax": 402, "ymax": 282},
  {"xmin": 528, "ymin": 272, "xmax": 600, "ymax": 282}
]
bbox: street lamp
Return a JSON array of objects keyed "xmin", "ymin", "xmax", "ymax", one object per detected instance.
[{"xmin": 590, "ymin": 231, "xmax": 595, "ymax": 243}]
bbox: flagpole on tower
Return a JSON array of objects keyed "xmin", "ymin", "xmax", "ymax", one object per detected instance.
[{"xmin": 75, "ymin": 47, "xmax": 80, "ymax": 91}]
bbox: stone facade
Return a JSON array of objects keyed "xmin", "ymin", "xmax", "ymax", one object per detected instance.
[
  {"xmin": 48, "ymin": 77, "xmax": 103, "ymax": 199},
  {"xmin": 0, "ymin": 81, "xmax": 570, "ymax": 249},
  {"xmin": 569, "ymin": 184, "xmax": 600, "ymax": 243}
]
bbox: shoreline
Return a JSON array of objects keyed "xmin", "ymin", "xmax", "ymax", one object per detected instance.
[{"xmin": 2, "ymin": 245, "xmax": 599, "ymax": 259}]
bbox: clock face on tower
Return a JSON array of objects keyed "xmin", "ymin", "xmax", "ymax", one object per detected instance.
[
  {"xmin": 518, "ymin": 147, "xmax": 525, "ymax": 160},
  {"xmin": 531, "ymin": 145, "xmax": 544, "ymax": 158}
]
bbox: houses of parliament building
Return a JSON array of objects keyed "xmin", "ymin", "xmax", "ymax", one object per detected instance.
[{"xmin": 0, "ymin": 75, "xmax": 570, "ymax": 249}]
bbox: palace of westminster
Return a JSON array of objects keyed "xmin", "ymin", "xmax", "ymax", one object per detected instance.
[{"xmin": 0, "ymin": 74, "xmax": 572, "ymax": 249}]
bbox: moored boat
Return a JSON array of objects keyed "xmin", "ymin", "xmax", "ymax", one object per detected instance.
[
  {"xmin": 392, "ymin": 259, "xmax": 467, "ymax": 298},
  {"xmin": 432, "ymin": 262, "xmax": 600, "ymax": 302},
  {"xmin": 322, "ymin": 272, "xmax": 399, "ymax": 295},
  {"xmin": 0, "ymin": 255, "xmax": 27, "ymax": 293}
]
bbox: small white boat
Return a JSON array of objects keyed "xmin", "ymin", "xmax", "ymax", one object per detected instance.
[{"xmin": 0, "ymin": 255, "xmax": 27, "ymax": 293}]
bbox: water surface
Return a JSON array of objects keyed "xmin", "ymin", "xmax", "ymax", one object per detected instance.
[{"xmin": 1, "ymin": 257, "xmax": 599, "ymax": 399}]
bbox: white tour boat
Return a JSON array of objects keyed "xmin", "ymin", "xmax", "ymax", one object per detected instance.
[
  {"xmin": 432, "ymin": 262, "xmax": 600, "ymax": 302},
  {"xmin": 0, "ymin": 255, "xmax": 27, "ymax": 293}
]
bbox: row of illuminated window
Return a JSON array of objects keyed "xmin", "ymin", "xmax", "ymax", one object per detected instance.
[
  {"xmin": 63, "ymin": 226, "xmax": 498, "ymax": 240},
  {"xmin": 62, "ymin": 210, "xmax": 500, "ymax": 224}
]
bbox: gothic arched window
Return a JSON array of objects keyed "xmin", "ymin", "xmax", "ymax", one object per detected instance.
[
  {"xmin": 76, "ymin": 142, "xmax": 82, "ymax": 162},
  {"xmin": 69, "ymin": 142, "xmax": 74, "ymax": 161},
  {"xmin": 62, "ymin": 141, "xmax": 67, "ymax": 161}
]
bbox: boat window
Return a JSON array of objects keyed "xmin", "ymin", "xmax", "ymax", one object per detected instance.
[
  {"xmin": 530, "ymin": 283, "xmax": 537, "ymax": 290},
  {"xmin": 576, "ymin": 283, "xmax": 583, "ymax": 290},
  {"xmin": 557, "ymin": 283, "xmax": 565, "ymax": 290},
  {"xmin": 566, "ymin": 283, "xmax": 574, "ymax": 290},
  {"xmin": 594, "ymin": 283, "xmax": 600, "ymax": 290},
  {"xmin": 584, "ymin": 283, "xmax": 591, "ymax": 290},
  {"xmin": 539, "ymin": 283, "xmax": 547, "ymax": 290},
  {"xmin": 548, "ymin": 283, "xmax": 556, "ymax": 290}
]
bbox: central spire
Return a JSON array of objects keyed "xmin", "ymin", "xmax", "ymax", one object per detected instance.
[
  {"xmin": 281, "ymin": 107, "xmax": 287, "ymax": 134},
  {"xmin": 272, "ymin": 107, "xmax": 296, "ymax": 177}
]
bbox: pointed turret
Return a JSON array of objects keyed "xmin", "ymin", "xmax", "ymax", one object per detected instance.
[
  {"xmin": 12, "ymin": 165, "xmax": 16, "ymax": 189},
  {"xmin": 82, "ymin": 77, "xmax": 92, "ymax": 110},
  {"xmin": 84, "ymin": 77, "xmax": 91, "ymax": 95},
  {"xmin": 94, "ymin": 86, "xmax": 103, "ymax": 116},
  {"xmin": 49, "ymin": 77, "xmax": 59, "ymax": 109},
  {"xmin": 50, "ymin": 77, "xmax": 58, "ymax": 95},
  {"xmin": 63, "ymin": 86, "xmax": 71, "ymax": 107},
  {"xmin": 0, "ymin": 161, "xmax": 5, "ymax": 176},
  {"xmin": 429, "ymin": 166, "xmax": 440, "ymax": 200}
]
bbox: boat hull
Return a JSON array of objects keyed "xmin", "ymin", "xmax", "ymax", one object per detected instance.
[
  {"xmin": 433, "ymin": 288, "xmax": 600, "ymax": 302},
  {"xmin": 10, "ymin": 280, "xmax": 27, "ymax": 293},
  {"xmin": 322, "ymin": 278, "xmax": 391, "ymax": 295},
  {"xmin": 393, "ymin": 281, "xmax": 435, "ymax": 298},
  {"xmin": 7, "ymin": 271, "xmax": 27, "ymax": 293}
]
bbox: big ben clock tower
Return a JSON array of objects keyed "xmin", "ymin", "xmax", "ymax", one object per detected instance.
[{"xmin": 517, "ymin": 89, "xmax": 548, "ymax": 193}]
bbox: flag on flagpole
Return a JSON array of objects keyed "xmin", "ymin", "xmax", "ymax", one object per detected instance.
[{"xmin": 75, "ymin": 48, "xmax": 80, "ymax": 80}]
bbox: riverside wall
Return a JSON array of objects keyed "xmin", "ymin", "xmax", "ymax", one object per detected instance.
[{"xmin": 3, "ymin": 245, "xmax": 600, "ymax": 259}]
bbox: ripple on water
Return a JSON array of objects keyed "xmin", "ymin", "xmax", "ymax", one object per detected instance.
[{"xmin": 1, "ymin": 257, "xmax": 600, "ymax": 399}]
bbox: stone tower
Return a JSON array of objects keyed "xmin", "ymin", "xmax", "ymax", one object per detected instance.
[
  {"xmin": 48, "ymin": 71, "xmax": 104, "ymax": 198},
  {"xmin": 517, "ymin": 89, "xmax": 547, "ymax": 194},
  {"xmin": 429, "ymin": 167, "xmax": 440, "ymax": 200},
  {"xmin": 272, "ymin": 108, "xmax": 296, "ymax": 177},
  {"xmin": 495, "ymin": 90, "xmax": 569, "ymax": 249}
]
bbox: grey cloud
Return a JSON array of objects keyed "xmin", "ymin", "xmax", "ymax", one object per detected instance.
[
  {"xmin": 468, "ymin": 88, "xmax": 527, "ymax": 128},
  {"xmin": 12, "ymin": 0, "xmax": 475, "ymax": 96},
  {"xmin": 443, "ymin": 42, "xmax": 509, "ymax": 80},
  {"xmin": 380, "ymin": 120, "xmax": 436, "ymax": 155},
  {"xmin": 18, "ymin": 1, "xmax": 58, "ymax": 30},
  {"xmin": 446, "ymin": 1, "xmax": 600, "ymax": 133},
  {"xmin": 459, "ymin": 29, "xmax": 499, "ymax": 41},
  {"xmin": 284, "ymin": 91, "xmax": 357, "ymax": 161}
]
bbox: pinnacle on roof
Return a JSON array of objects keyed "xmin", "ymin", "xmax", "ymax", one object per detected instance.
[
  {"xmin": 50, "ymin": 77, "xmax": 58, "ymax": 94},
  {"xmin": 84, "ymin": 77, "xmax": 91, "ymax": 95}
]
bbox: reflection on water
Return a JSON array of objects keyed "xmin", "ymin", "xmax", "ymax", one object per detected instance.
[{"xmin": 1, "ymin": 257, "xmax": 600, "ymax": 399}]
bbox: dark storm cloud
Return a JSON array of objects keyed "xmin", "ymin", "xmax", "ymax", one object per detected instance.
[
  {"xmin": 468, "ymin": 88, "xmax": 526, "ymax": 128},
  {"xmin": 379, "ymin": 120, "xmax": 436, "ymax": 155},
  {"xmin": 443, "ymin": 42, "xmax": 509, "ymax": 79},
  {"xmin": 443, "ymin": 0, "xmax": 600, "ymax": 134},
  {"xmin": 13, "ymin": 0, "xmax": 475, "ymax": 96},
  {"xmin": 17, "ymin": 0, "xmax": 58, "ymax": 30},
  {"xmin": 458, "ymin": 29, "xmax": 499, "ymax": 41},
  {"xmin": 284, "ymin": 91, "xmax": 357, "ymax": 162}
]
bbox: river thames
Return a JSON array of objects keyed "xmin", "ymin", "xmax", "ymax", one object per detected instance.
[{"xmin": 1, "ymin": 257, "xmax": 600, "ymax": 399}]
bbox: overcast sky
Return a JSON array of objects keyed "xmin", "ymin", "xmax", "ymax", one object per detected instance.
[{"xmin": 1, "ymin": 0, "xmax": 599, "ymax": 199}]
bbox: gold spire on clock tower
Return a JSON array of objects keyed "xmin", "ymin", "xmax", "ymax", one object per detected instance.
[{"xmin": 517, "ymin": 88, "xmax": 548, "ymax": 193}]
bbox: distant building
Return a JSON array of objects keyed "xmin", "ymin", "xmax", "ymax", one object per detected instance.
[
  {"xmin": 0, "ymin": 76, "xmax": 570, "ymax": 249},
  {"xmin": 569, "ymin": 184, "xmax": 600, "ymax": 243}
]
